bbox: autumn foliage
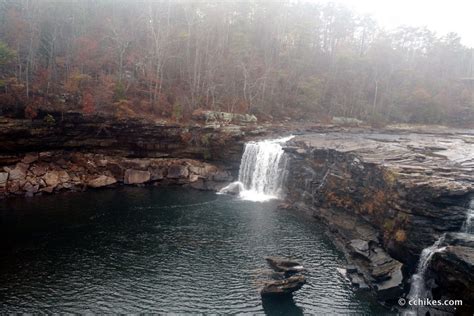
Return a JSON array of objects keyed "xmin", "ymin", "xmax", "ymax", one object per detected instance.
[{"xmin": 0, "ymin": 1, "xmax": 472, "ymax": 126}]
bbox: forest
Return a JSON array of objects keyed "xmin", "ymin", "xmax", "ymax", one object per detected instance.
[{"xmin": 0, "ymin": 0, "xmax": 473, "ymax": 126}]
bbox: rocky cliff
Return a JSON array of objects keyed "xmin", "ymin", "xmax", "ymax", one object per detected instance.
[
  {"xmin": 0, "ymin": 113, "xmax": 266, "ymax": 198},
  {"xmin": 283, "ymin": 130, "xmax": 474, "ymax": 305},
  {"xmin": 0, "ymin": 113, "xmax": 263, "ymax": 167}
]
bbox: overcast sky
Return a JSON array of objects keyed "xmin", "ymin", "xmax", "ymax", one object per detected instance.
[{"xmin": 315, "ymin": 0, "xmax": 474, "ymax": 47}]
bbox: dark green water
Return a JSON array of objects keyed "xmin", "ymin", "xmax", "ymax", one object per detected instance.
[{"xmin": 0, "ymin": 187, "xmax": 391, "ymax": 314}]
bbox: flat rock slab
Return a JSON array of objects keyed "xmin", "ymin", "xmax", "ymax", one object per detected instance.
[
  {"xmin": 291, "ymin": 129, "xmax": 474, "ymax": 194},
  {"xmin": 261, "ymin": 275, "xmax": 306, "ymax": 296},
  {"xmin": 265, "ymin": 257, "xmax": 306, "ymax": 274}
]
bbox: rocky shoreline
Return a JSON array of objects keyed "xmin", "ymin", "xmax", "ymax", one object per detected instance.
[
  {"xmin": 0, "ymin": 112, "xmax": 264, "ymax": 199},
  {"xmin": 0, "ymin": 151, "xmax": 234, "ymax": 199}
]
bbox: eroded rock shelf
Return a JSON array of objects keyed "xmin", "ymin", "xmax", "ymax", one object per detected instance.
[{"xmin": 284, "ymin": 128, "xmax": 473, "ymax": 307}]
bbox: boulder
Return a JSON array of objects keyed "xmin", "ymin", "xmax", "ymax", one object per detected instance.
[
  {"xmin": 30, "ymin": 163, "xmax": 49, "ymax": 176},
  {"xmin": 149, "ymin": 167, "xmax": 165, "ymax": 181},
  {"xmin": 261, "ymin": 275, "xmax": 306, "ymax": 296},
  {"xmin": 41, "ymin": 186, "xmax": 55, "ymax": 193},
  {"xmin": 219, "ymin": 181, "xmax": 244, "ymax": 195},
  {"xmin": 7, "ymin": 163, "xmax": 28, "ymax": 181},
  {"xmin": 23, "ymin": 182, "xmax": 39, "ymax": 194},
  {"xmin": 43, "ymin": 171, "xmax": 60, "ymax": 188},
  {"xmin": 167, "ymin": 165, "xmax": 189, "ymax": 179},
  {"xmin": 8, "ymin": 181, "xmax": 21, "ymax": 194},
  {"xmin": 87, "ymin": 175, "xmax": 117, "ymax": 188},
  {"xmin": 0, "ymin": 172, "xmax": 8, "ymax": 187},
  {"xmin": 124, "ymin": 169, "xmax": 151, "ymax": 184},
  {"xmin": 58, "ymin": 170, "xmax": 70, "ymax": 183},
  {"xmin": 189, "ymin": 174, "xmax": 199, "ymax": 182}
]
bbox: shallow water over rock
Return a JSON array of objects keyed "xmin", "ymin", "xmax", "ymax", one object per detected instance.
[{"xmin": 0, "ymin": 187, "xmax": 391, "ymax": 314}]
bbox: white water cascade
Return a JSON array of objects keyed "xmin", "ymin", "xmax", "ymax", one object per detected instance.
[
  {"xmin": 407, "ymin": 235, "xmax": 446, "ymax": 302},
  {"xmin": 405, "ymin": 198, "xmax": 474, "ymax": 313},
  {"xmin": 220, "ymin": 136, "xmax": 293, "ymax": 202},
  {"xmin": 461, "ymin": 199, "xmax": 474, "ymax": 234}
]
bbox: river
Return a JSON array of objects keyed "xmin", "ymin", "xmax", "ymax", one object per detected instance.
[{"xmin": 0, "ymin": 187, "xmax": 391, "ymax": 314}]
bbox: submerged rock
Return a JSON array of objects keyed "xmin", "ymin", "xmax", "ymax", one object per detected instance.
[{"xmin": 261, "ymin": 275, "xmax": 306, "ymax": 296}]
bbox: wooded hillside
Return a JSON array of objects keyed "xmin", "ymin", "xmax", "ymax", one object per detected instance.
[{"xmin": 0, "ymin": 1, "xmax": 472, "ymax": 125}]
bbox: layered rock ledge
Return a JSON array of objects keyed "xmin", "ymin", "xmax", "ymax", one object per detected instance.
[
  {"xmin": 0, "ymin": 151, "xmax": 233, "ymax": 198},
  {"xmin": 0, "ymin": 113, "xmax": 269, "ymax": 198},
  {"xmin": 284, "ymin": 129, "xmax": 474, "ymax": 304},
  {"xmin": 0, "ymin": 113, "xmax": 264, "ymax": 169}
]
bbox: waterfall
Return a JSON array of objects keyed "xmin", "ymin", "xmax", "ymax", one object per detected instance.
[
  {"xmin": 461, "ymin": 199, "xmax": 474, "ymax": 234},
  {"xmin": 220, "ymin": 136, "xmax": 293, "ymax": 202},
  {"xmin": 405, "ymin": 198, "xmax": 474, "ymax": 313},
  {"xmin": 407, "ymin": 235, "xmax": 446, "ymax": 302}
]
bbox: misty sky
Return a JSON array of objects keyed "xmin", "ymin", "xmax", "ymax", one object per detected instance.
[{"xmin": 317, "ymin": 0, "xmax": 474, "ymax": 47}]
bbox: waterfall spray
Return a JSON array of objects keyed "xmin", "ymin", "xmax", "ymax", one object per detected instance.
[
  {"xmin": 407, "ymin": 235, "xmax": 446, "ymax": 302},
  {"xmin": 220, "ymin": 136, "xmax": 293, "ymax": 201},
  {"xmin": 461, "ymin": 199, "xmax": 474, "ymax": 234}
]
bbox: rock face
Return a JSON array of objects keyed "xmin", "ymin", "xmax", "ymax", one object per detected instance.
[
  {"xmin": 0, "ymin": 112, "xmax": 270, "ymax": 198},
  {"xmin": 284, "ymin": 129, "xmax": 474, "ymax": 302},
  {"xmin": 0, "ymin": 113, "xmax": 261, "ymax": 171},
  {"xmin": 429, "ymin": 233, "xmax": 474, "ymax": 312},
  {"xmin": 192, "ymin": 110, "xmax": 257, "ymax": 125},
  {"xmin": 0, "ymin": 151, "xmax": 236, "ymax": 198}
]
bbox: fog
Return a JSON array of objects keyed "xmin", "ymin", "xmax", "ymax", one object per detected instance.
[
  {"xmin": 319, "ymin": 0, "xmax": 474, "ymax": 47},
  {"xmin": 0, "ymin": 0, "xmax": 472, "ymax": 126}
]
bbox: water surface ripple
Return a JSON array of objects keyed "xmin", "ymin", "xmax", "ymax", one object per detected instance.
[{"xmin": 0, "ymin": 187, "xmax": 390, "ymax": 314}]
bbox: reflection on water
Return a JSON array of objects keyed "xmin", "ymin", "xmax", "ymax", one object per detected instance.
[{"xmin": 0, "ymin": 187, "xmax": 392, "ymax": 314}]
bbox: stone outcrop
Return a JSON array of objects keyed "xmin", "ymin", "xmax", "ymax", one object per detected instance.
[
  {"xmin": 0, "ymin": 151, "xmax": 234, "ymax": 198},
  {"xmin": 260, "ymin": 257, "xmax": 306, "ymax": 297},
  {"xmin": 192, "ymin": 110, "xmax": 257, "ymax": 125},
  {"xmin": 0, "ymin": 113, "xmax": 263, "ymax": 171},
  {"xmin": 283, "ymin": 129, "xmax": 474, "ymax": 302}
]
